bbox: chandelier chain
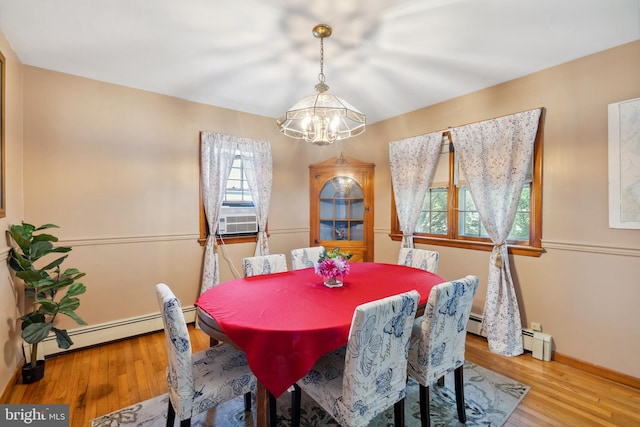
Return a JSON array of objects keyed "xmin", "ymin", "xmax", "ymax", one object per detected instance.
[{"xmin": 318, "ymin": 37, "xmax": 325, "ymax": 83}]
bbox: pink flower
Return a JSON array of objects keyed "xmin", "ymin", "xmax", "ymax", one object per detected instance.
[{"xmin": 315, "ymin": 255, "xmax": 350, "ymax": 280}]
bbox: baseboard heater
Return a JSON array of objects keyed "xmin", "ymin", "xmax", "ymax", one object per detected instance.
[
  {"xmin": 467, "ymin": 313, "xmax": 552, "ymax": 361},
  {"xmin": 23, "ymin": 306, "xmax": 197, "ymax": 361},
  {"xmin": 28, "ymin": 309, "xmax": 551, "ymax": 361}
]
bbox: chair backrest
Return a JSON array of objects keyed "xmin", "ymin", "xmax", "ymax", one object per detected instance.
[
  {"xmin": 290, "ymin": 246, "xmax": 325, "ymax": 270},
  {"xmin": 398, "ymin": 248, "xmax": 439, "ymax": 274},
  {"xmin": 408, "ymin": 275, "xmax": 479, "ymax": 384},
  {"xmin": 155, "ymin": 283, "xmax": 195, "ymax": 411},
  {"xmin": 341, "ymin": 290, "xmax": 420, "ymax": 411},
  {"xmin": 242, "ymin": 254, "xmax": 288, "ymax": 277}
]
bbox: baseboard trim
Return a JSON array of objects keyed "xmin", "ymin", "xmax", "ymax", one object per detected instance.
[
  {"xmin": 552, "ymin": 352, "xmax": 640, "ymax": 390},
  {"xmin": 24, "ymin": 306, "xmax": 196, "ymax": 360},
  {"xmin": 468, "ymin": 332, "xmax": 640, "ymax": 390}
]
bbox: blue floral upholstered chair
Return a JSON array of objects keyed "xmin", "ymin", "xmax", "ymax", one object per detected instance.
[
  {"xmin": 290, "ymin": 246, "xmax": 325, "ymax": 270},
  {"xmin": 241, "ymin": 253, "xmax": 288, "ymax": 277},
  {"xmin": 155, "ymin": 283, "xmax": 256, "ymax": 427},
  {"xmin": 397, "ymin": 248, "xmax": 440, "ymax": 274},
  {"xmin": 291, "ymin": 290, "xmax": 420, "ymax": 427},
  {"xmin": 407, "ymin": 275, "xmax": 479, "ymax": 427}
]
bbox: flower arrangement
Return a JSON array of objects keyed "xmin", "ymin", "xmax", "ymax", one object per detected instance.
[{"xmin": 314, "ymin": 248, "xmax": 352, "ymax": 287}]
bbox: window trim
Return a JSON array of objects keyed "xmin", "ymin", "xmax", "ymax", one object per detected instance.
[{"xmin": 390, "ymin": 123, "xmax": 544, "ymax": 257}]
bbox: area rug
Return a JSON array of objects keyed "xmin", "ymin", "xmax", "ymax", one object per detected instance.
[{"xmin": 91, "ymin": 361, "xmax": 528, "ymax": 426}]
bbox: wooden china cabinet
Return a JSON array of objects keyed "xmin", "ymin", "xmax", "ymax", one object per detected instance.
[{"xmin": 309, "ymin": 155, "xmax": 375, "ymax": 262}]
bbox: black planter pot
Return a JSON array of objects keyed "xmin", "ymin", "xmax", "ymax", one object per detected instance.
[{"xmin": 22, "ymin": 360, "xmax": 45, "ymax": 384}]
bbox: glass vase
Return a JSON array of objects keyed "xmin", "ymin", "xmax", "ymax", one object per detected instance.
[{"xmin": 324, "ymin": 277, "xmax": 344, "ymax": 288}]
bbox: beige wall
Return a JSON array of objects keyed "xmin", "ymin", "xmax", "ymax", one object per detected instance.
[
  {"xmin": 0, "ymin": 31, "xmax": 25, "ymax": 393},
  {"xmin": 368, "ymin": 40, "xmax": 640, "ymax": 378},
  {"xmin": 1, "ymin": 33, "xmax": 639, "ymax": 396},
  {"xmin": 20, "ymin": 65, "xmax": 333, "ymax": 320}
]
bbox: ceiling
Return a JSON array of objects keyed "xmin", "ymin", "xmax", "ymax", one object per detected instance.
[{"xmin": 1, "ymin": 0, "xmax": 639, "ymax": 124}]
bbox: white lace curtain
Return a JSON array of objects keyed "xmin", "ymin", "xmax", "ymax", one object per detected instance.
[
  {"xmin": 239, "ymin": 141, "xmax": 273, "ymax": 257},
  {"xmin": 450, "ymin": 108, "xmax": 542, "ymax": 356},
  {"xmin": 199, "ymin": 132, "xmax": 273, "ymax": 294},
  {"xmin": 389, "ymin": 132, "xmax": 442, "ymax": 248}
]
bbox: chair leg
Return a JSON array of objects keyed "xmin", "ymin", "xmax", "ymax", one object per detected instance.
[
  {"xmin": 454, "ymin": 365, "xmax": 466, "ymax": 423},
  {"xmin": 291, "ymin": 384, "xmax": 302, "ymax": 427},
  {"xmin": 393, "ymin": 398, "xmax": 405, "ymax": 426},
  {"xmin": 437, "ymin": 375, "xmax": 445, "ymax": 387},
  {"xmin": 166, "ymin": 400, "xmax": 176, "ymax": 427},
  {"xmin": 268, "ymin": 391, "xmax": 277, "ymax": 426},
  {"xmin": 166, "ymin": 399, "xmax": 189, "ymax": 427},
  {"xmin": 419, "ymin": 384, "xmax": 430, "ymax": 427},
  {"xmin": 244, "ymin": 392, "xmax": 252, "ymax": 411}
]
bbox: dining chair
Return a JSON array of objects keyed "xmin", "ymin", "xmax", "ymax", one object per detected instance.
[
  {"xmin": 291, "ymin": 290, "xmax": 420, "ymax": 427},
  {"xmin": 397, "ymin": 247, "xmax": 440, "ymax": 274},
  {"xmin": 155, "ymin": 283, "xmax": 256, "ymax": 427},
  {"xmin": 407, "ymin": 275, "xmax": 479, "ymax": 427},
  {"xmin": 290, "ymin": 246, "xmax": 325, "ymax": 270},
  {"xmin": 242, "ymin": 253, "xmax": 288, "ymax": 277}
]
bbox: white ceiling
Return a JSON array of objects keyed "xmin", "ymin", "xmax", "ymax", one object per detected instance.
[{"xmin": 1, "ymin": 0, "xmax": 639, "ymax": 124}]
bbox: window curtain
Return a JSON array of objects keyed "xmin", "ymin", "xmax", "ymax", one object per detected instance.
[
  {"xmin": 450, "ymin": 108, "xmax": 541, "ymax": 356},
  {"xmin": 199, "ymin": 132, "xmax": 272, "ymax": 294},
  {"xmin": 389, "ymin": 132, "xmax": 443, "ymax": 248},
  {"xmin": 238, "ymin": 140, "xmax": 273, "ymax": 256}
]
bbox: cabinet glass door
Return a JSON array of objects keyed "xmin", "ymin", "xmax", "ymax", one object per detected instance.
[{"xmin": 319, "ymin": 176, "xmax": 365, "ymax": 241}]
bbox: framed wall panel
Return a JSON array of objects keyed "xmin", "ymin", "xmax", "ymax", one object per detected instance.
[
  {"xmin": 0, "ymin": 49, "xmax": 5, "ymax": 218},
  {"xmin": 608, "ymin": 97, "xmax": 640, "ymax": 229}
]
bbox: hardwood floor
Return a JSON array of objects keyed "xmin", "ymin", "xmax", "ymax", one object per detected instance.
[
  {"xmin": 465, "ymin": 335, "xmax": 640, "ymax": 426},
  {"xmin": 3, "ymin": 327, "xmax": 639, "ymax": 427}
]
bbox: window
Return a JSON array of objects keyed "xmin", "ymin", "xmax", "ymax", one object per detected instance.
[
  {"xmin": 224, "ymin": 155, "xmax": 253, "ymax": 205},
  {"xmin": 416, "ymin": 188, "xmax": 448, "ymax": 235},
  {"xmin": 391, "ymin": 130, "xmax": 543, "ymax": 256},
  {"xmin": 216, "ymin": 155, "xmax": 258, "ymax": 238},
  {"xmin": 199, "ymin": 154, "xmax": 258, "ymax": 245}
]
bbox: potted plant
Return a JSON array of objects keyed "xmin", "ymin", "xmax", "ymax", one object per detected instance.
[{"xmin": 7, "ymin": 222, "xmax": 87, "ymax": 383}]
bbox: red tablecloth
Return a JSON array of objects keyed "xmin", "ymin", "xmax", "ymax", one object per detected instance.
[{"xmin": 195, "ymin": 262, "xmax": 444, "ymax": 397}]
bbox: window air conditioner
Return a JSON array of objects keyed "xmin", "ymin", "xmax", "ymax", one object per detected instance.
[{"xmin": 218, "ymin": 206, "xmax": 258, "ymax": 235}]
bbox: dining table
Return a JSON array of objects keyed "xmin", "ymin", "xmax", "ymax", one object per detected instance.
[{"xmin": 195, "ymin": 261, "xmax": 444, "ymax": 427}]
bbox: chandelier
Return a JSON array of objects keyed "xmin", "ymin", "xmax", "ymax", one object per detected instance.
[{"xmin": 276, "ymin": 24, "xmax": 366, "ymax": 146}]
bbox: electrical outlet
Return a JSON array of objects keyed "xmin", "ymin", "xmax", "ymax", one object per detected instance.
[{"xmin": 530, "ymin": 322, "xmax": 542, "ymax": 332}]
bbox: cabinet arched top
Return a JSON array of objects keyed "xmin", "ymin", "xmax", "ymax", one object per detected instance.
[{"xmin": 320, "ymin": 177, "xmax": 364, "ymax": 199}]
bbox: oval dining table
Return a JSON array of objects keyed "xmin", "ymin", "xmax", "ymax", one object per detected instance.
[{"xmin": 195, "ymin": 261, "xmax": 444, "ymax": 427}]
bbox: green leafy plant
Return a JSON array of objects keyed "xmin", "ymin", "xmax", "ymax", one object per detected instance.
[
  {"xmin": 7, "ymin": 222, "xmax": 87, "ymax": 368},
  {"xmin": 317, "ymin": 247, "xmax": 353, "ymax": 262}
]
